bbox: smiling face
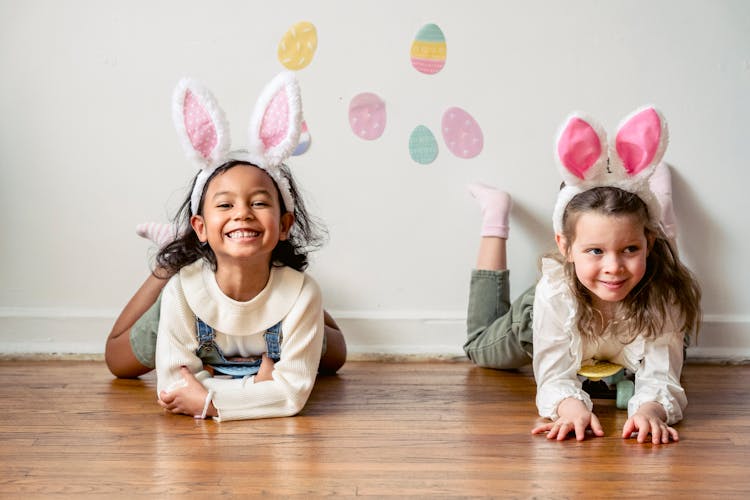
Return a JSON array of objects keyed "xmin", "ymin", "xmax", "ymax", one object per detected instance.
[
  {"xmin": 190, "ymin": 164, "xmax": 294, "ymax": 270},
  {"xmin": 557, "ymin": 212, "xmax": 650, "ymax": 314}
]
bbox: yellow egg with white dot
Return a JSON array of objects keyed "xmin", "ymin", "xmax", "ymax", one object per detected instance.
[{"xmin": 278, "ymin": 21, "xmax": 318, "ymax": 71}]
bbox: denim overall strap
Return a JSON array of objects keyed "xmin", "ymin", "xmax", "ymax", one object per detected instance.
[
  {"xmin": 196, "ymin": 317, "xmax": 216, "ymax": 346},
  {"xmin": 195, "ymin": 317, "xmax": 223, "ymax": 364},
  {"xmin": 194, "ymin": 317, "xmax": 283, "ymax": 378},
  {"xmin": 264, "ymin": 322, "xmax": 282, "ymax": 362}
]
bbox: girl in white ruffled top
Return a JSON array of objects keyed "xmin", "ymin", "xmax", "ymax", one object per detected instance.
[{"xmin": 463, "ymin": 106, "xmax": 701, "ymax": 443}]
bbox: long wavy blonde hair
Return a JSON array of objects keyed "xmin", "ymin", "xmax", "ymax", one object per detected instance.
[{"xmin": 553, "ymin": 186, "xmax": 701, "ymax": 343}]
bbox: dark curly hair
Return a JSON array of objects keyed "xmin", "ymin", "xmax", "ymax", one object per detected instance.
[{"xmin": 155, "ymin": 161, "xmax": 327, "ymax": 275}]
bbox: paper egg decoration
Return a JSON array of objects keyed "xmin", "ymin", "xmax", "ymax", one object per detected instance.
[
  {"xmin": 278, "ymin": 21, "xmax": 318, "ymax": 71},
  {"xmin": 410, "ymin": 23, "xmax": 447, "ymax": 75},
  {"xmin": 442, "ymin": 107, "xmax": 484, "ymax": 159},
  {"xmin": 292, "ymin": 121, "xmax": 311, "ymax": 156},
  {"xmin": 409, "ymin": 125, "xmax": 438, "ymax": 164},
  {"xmin": 349, "ymin": 93, "xmax": 386, "ymax": 140}
]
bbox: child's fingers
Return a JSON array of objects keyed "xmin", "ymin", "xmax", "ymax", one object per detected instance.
[
  {"xmin": 531, "ymin": 422, "xmax": 554, "ymax": 435},
  {"xmin": 625, "ymin": 415, "xmax": 649, "ymax": 442},
  {"xmin": 533, "ymin": 419, "xmax": 604, "ymax": 442},
  {"xmin": 652, "ymin": 421, "xmax": 678, "ymax": 444},
  {"xmin": 158, "ymin": 392, "xmax": 183, "ymax": 413},
  {"xmin": 555, "ymin": 422, "xmax": 574, "ymax": 441},
  {"xmin": 650, "ymin": 423, "xmax": 662, "ymax": 444},
  {"xmin": 623, "ymin": 409, "xmax": 678, "ymax": 444},
  {"xmin": 666, "ymin": 426, "xmax": 679, "ymax": 442},
  {"xmin": 532, "ymin": 420, "xmax": 577, "ymax": 441},
  {"xmin": 546, "ymin": 424, "xmax": 560, "ymax": 440},
  {"xmin": 636, "ymin": 417, "xmax": 662, "ymax": 443},
  {"xmin": 590, "ymin": 413, "xmax": 604, "ymax": 437},
  {"xmin": 159, "ymin": 390, "xmax": 175, "ymax": 404},
  {"xmin": 622, "ymin": 419, "xmax": 636, "ymax": 439},
  {"xmin": 637, "ymin": 420, "xmax": 649, "ymax": 443},
  {"xmin": 574, "ymin": 421, "xmax": 587, "ymax": 441}
]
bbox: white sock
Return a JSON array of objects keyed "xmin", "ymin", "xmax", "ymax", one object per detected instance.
[
  {"xmin": 468, "ymin": 183, "xmax": 512, "ymax": 238},
  {"xmin": 136, "ymin": 222, "xmax": 179, "ymax": 248},
  {"xmin": 649, "ymin": 163, "xmax": 677, "ymax": 239}
]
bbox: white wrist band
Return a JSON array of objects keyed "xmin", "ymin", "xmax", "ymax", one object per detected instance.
[{"xmin": 197, "ymin": 390, "xmax": 215, "ymax": 419}]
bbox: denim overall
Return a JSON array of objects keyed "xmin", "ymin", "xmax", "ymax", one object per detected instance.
[{"xmin": 195, "ymin": 317, "xmax": 282, "ymax": 378}]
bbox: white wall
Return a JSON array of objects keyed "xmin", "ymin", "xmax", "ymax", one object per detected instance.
[{"xmin": 1, "ymin": 0, "xmax": 749, "ymax": 360}]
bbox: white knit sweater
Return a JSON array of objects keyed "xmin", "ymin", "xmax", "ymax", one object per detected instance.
[{"xmin": 155, "ymin": 260, "xmax": 324, "ymax": 421}]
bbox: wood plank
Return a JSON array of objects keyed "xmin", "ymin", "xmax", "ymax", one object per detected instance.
[{"xmin": 1, "ymin": 360, "xmax": 749, "ymax": 497}]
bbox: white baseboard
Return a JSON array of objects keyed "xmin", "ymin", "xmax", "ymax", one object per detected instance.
[
  {"xmin": 685, "ymin": 315, "xmax": 750, "ymax": 363},
  {"xmin": 0, "ymin": 308, "xmax": 748, "ymax": 362}
]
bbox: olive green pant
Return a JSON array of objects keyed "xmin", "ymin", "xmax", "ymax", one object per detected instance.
[
  {"xmin": 464, "ymin": 269, "xmax": 535, "ymax": 369},
  {"xmin": 129, "ymin": 295, "xmax": 162, "ymax": 369}
]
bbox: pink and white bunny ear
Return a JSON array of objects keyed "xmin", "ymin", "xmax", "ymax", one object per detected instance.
[
  {"xmin": 555, "ymin": 112, "xmax": 609, "ymax": 187},
  {"xmin": 611, "ymin": 106, "xmax": 669, "ymax": 178},
  {"xmin": 247, "ymin": 72, "xmax": 302, "ymax": 168},
  {"xmin": 172, "ymin": 78, "xmax": 231, "ymax": 169},
  {"xmin": 551, "ymin": 106, "xmax": 669, "ymax": 234}
]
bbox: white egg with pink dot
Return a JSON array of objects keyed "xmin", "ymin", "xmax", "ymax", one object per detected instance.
[
  {"xmin": 442, "ymin": 107, "xmax": 483, "ymax": 159},
  {"xmin": 349, "ymin": 92, "xmax": 386, "ymax": 140}
]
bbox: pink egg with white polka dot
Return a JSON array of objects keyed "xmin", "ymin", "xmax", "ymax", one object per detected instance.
[
  {"xmin": 442, "ymin": 107, "xmax": 483, "ymax": 159},
  {"xmin": 349, "ymin": 92, "xmax": 386, "ymax": 140}
]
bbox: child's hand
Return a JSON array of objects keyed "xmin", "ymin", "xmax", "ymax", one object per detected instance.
[
  {"xmin": 622, "ymin": 402, "xmax": 678, "ymax": 444},
  {"xmin": 254, "ymin": 354, "xmax": 275, "ymax": 383},
  {"xmin": 158, "ymin": 366, "xmax": 216, "ymax": 418},
  {"xmin": 531, "ymin": 397, "xmax": 604, "ymax": 441}
]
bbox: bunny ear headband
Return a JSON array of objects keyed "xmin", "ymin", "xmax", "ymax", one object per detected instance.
[
  {"xmin": 552, "ymin": 105, "xmax": 669, "ymax": 234},
  {"xmin": 173, "ymin": 72, "xmax": 302, "ymax": 215}
]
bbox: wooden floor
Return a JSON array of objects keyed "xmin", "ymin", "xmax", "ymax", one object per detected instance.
[{"xmin": 1, "ymin": 360, "xmax": 749, "ymax": 498}]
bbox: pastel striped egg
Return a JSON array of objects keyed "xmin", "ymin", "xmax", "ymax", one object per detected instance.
[
  {"xmin": 410, "ymin": 23, "xmax": 446, "ymax": 75},
  {"xmin": 278, "ymin": 21, "xmax": 318, "ymax": 71}
]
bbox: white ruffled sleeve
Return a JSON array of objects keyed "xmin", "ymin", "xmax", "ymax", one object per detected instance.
[
  {"xmin": 627, "ymin": 310, "xmax": 687, "ymax": 424},
  {"xmin": 532, "ymin": 259, "xmax": 592, "ymax": 420}
]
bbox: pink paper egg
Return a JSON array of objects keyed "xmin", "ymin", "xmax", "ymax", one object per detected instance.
[
  {"xmin": 349, "ymin": 93, "xmax": 386, "ymax": 140},
  {"xmin": 441, "ymin": 107, "xmax": 483, "ymax": 159}
]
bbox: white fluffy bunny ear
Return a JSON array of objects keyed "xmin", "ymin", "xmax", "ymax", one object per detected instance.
[
  {"xmin": 610, "ymin": 105, "xmax": 669, "ymax": 180},
  {"xmin": 247, "ymin": 72, "xmax": 302, "ymax": 168},
  {"xmin": 551, "ymin": 106, "xmax": 668, "ymax": 234},
  {"xmin": 172, "ymin": 78, "xmax": 231, "ymax": 169},
  {"xmin": 555, "ymin": 112, "xmax": 609, "ymax": 187}
]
